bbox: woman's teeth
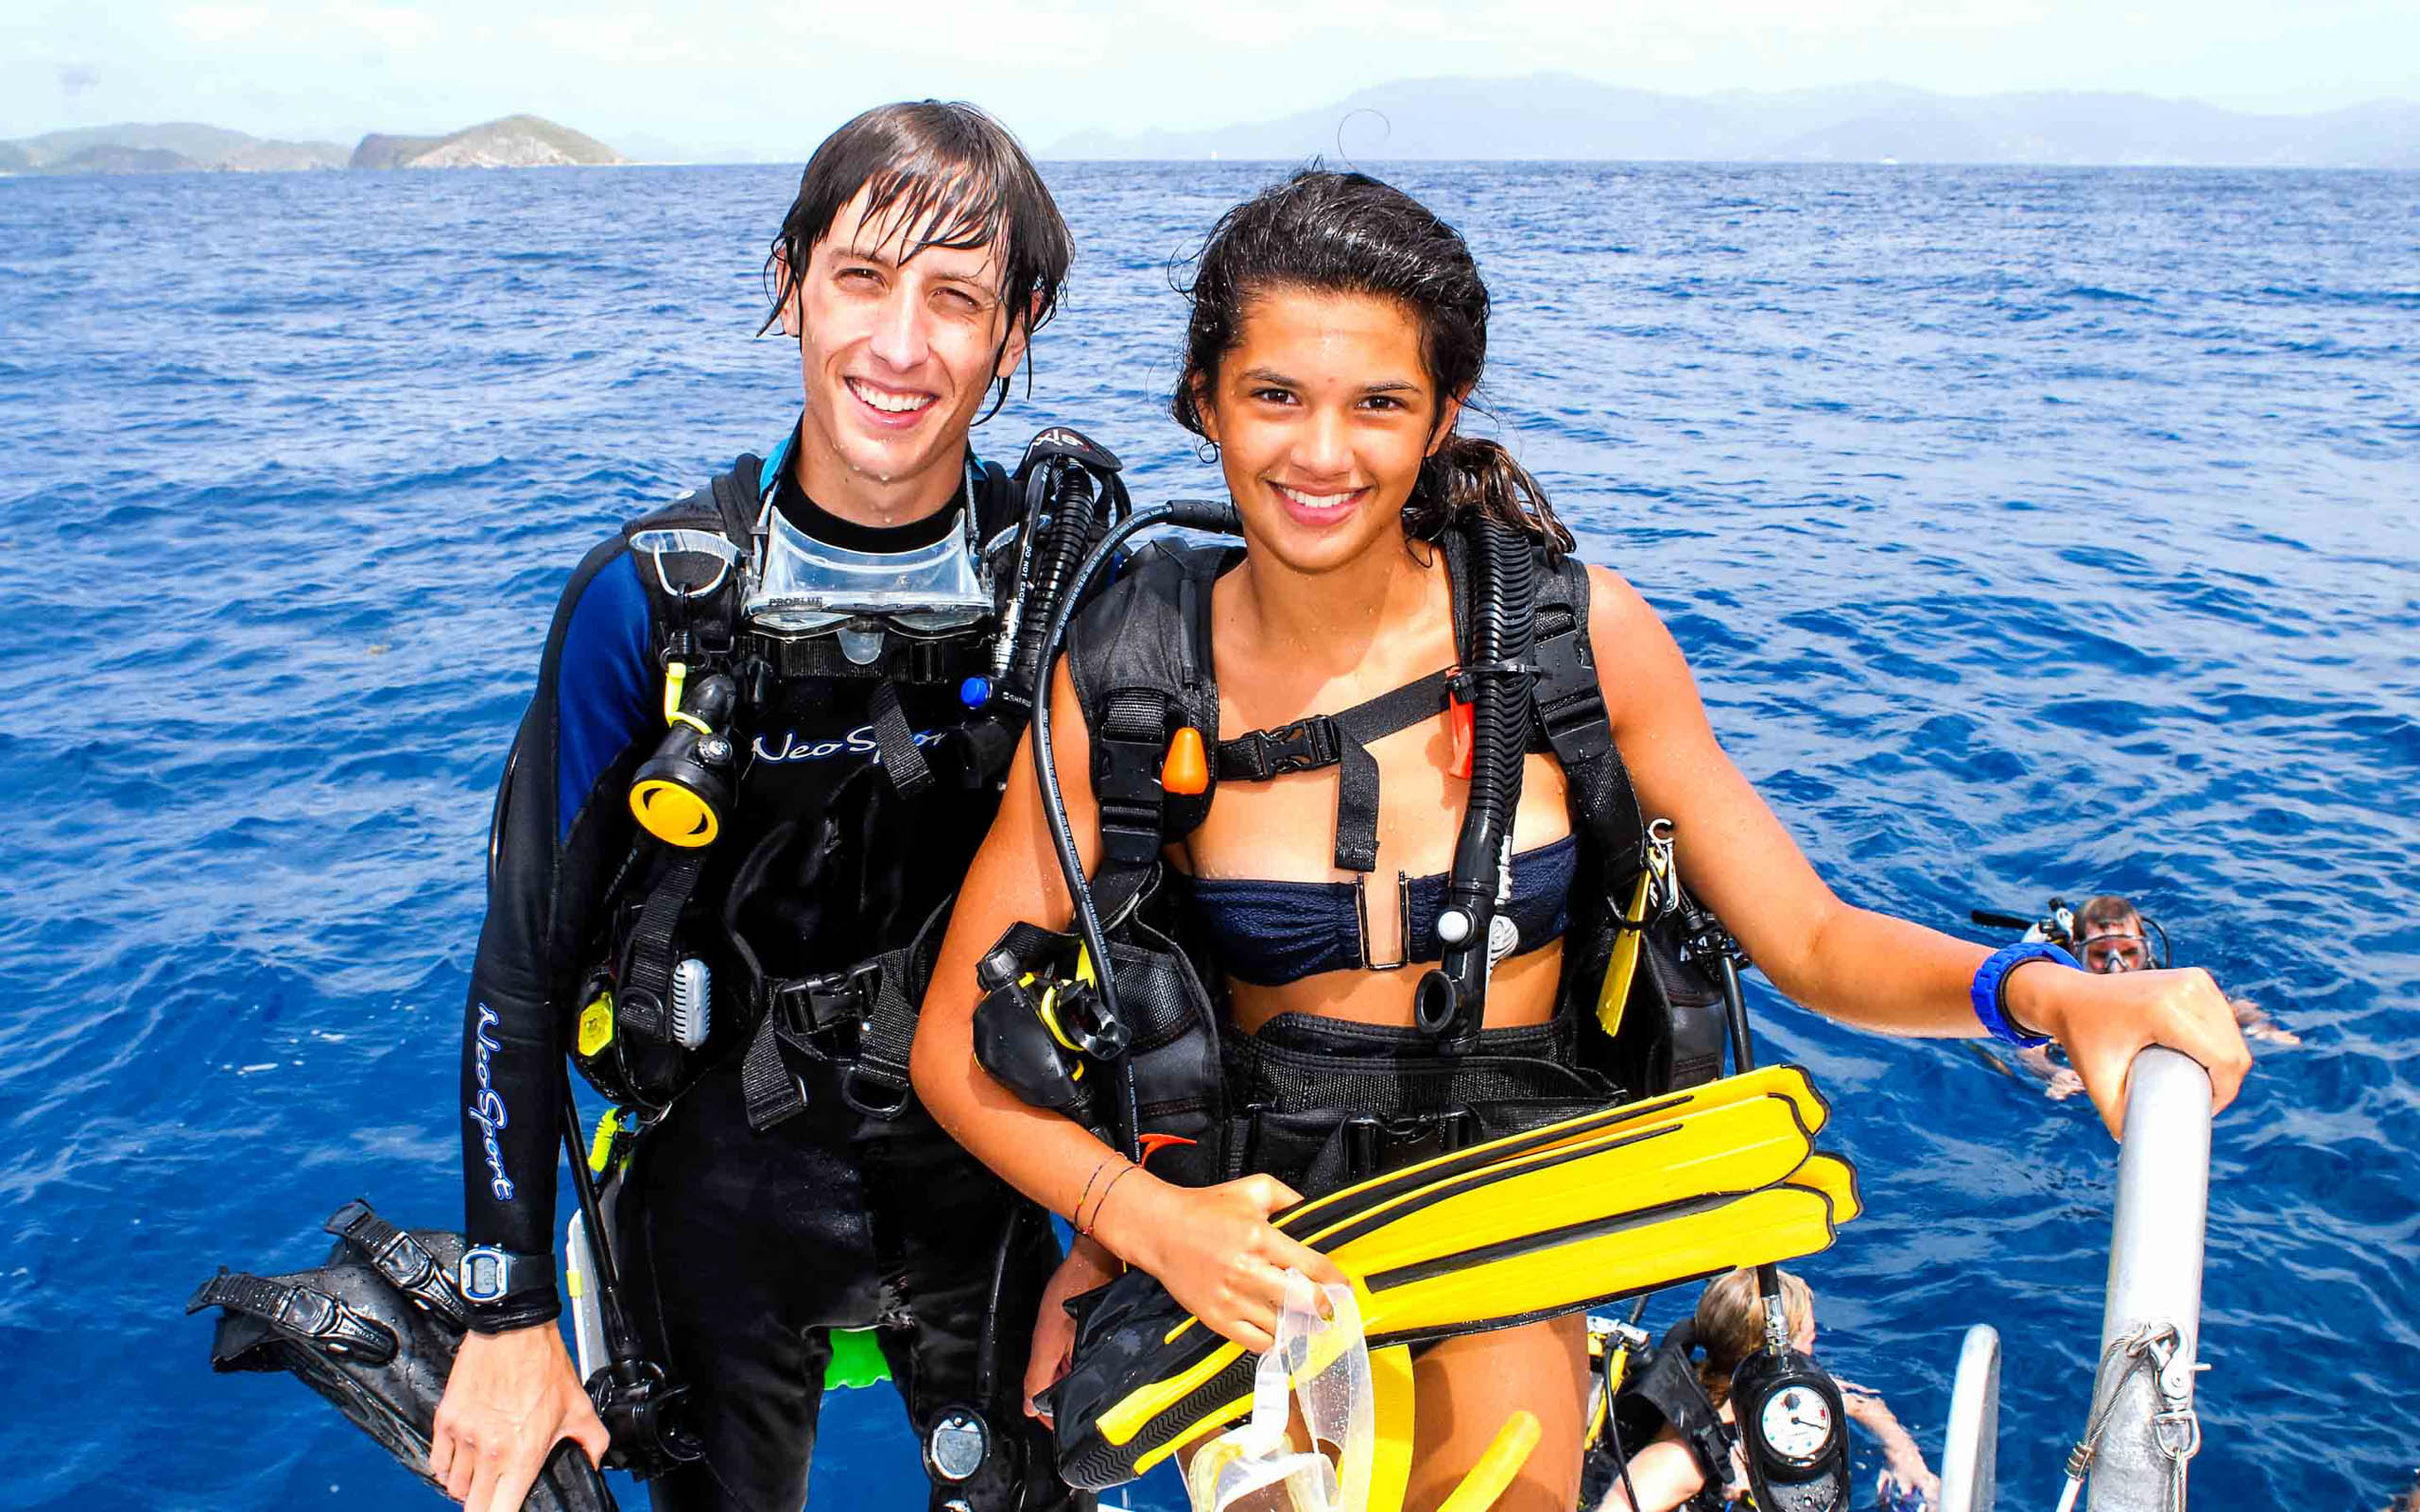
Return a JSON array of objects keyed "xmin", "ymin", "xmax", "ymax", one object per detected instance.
[
  {"xmin": 1274, "ymin": 484, "xmax": 1357, "ymax": 510},
  {"xmin": 849, "ymin": 378, "xmax": 934, "ymax": 415}
]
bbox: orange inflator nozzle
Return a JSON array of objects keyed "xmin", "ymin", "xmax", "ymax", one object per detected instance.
[{"xmin": 1162, "ymin": 726, "xmax": 1209, "ymax": 795}]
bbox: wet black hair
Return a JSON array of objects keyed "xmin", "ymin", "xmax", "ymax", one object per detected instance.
[
  {"xmin": 762, "ymin": 101, "xmax": 1072, "ymax": 421},
  {"xmin": 1172, "ymin": 168, "xmax": 1573, "ymax": 553}
]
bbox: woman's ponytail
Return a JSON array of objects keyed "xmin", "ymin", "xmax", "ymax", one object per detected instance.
[{"xmin": 1406, "ymin": 434, "xmax": 1575, "ymax": 558}]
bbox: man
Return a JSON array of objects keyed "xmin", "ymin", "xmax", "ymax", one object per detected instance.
[
  {"xmin": 2012, "ymin": 893, "xmax": 2295, "ymax": 1100},
  {"xmin": 431, "ymin": 101, "xmax": 1099, "ymax": 1512}
]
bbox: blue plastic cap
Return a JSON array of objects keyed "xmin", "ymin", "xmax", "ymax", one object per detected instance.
[{"xmin": 959, "ymin": 676, "xmax": 992, "ymax": 710}]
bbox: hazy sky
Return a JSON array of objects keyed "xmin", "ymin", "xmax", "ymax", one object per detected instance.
[{"xmin": 7, "ymin": 0, "xmax": 2414, "ymax": 152}]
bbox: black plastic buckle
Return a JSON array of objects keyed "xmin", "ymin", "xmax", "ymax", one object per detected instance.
[
  {"xmin": 1341, "ymin": 1108, "xmax": 1478, "ymax": 1180},
  {"xmin": 1094, "ymin": 732, "xmax": 1169, "ymax": 868},
  {"xmin": 770, "ymin": 961, "xmax": 881, "ymax": 1040},
  {"xmin": 1230, "ymin": 716, "xmax": 1339, "ymax": 782}
]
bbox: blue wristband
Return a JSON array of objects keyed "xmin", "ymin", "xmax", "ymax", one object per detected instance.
[{"xmin": 1970, "ymin": 942, "xmax": 2078, "ymax": 1046}]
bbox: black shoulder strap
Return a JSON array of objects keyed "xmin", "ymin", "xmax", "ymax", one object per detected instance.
[
  {"xmin": 1066, "ymin": 542, "xmax": 1230, "ymax": 922},
  {"xmin": 1531, "ymin": 552, "xmax": 1647, "ymax": 879},
  {"xmin": 1622, "ymin": 1326, "xmax": 1737, "ymax": 1496}
]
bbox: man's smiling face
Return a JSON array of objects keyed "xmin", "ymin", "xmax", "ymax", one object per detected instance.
[{"xmin": 783, "ymin": 184, "xmax": 1029, "ymax": 514}]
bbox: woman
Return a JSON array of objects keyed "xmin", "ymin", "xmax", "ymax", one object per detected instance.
[
  {"xmin": 1597, "ymin": 1270, "xmax": 1939, "ymax": 1512},
  {"xmin": 909, "ymin": 169, "xmax": 2249, "ymax": 1512}
]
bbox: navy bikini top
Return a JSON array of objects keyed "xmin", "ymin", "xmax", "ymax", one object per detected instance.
[{"xmin": 1179, "ymin": 834, "xmax": 1578, "ymax": 987}]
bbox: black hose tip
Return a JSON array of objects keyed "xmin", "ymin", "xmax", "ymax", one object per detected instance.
[{"xmin": 1162, "ymin": 498, "xmax": 1241, "ymax": 533}]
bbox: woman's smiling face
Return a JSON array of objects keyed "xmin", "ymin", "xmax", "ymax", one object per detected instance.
[{"xmin": 1192, "ymin": 284, "xmax": 1461, "ymax": 575}]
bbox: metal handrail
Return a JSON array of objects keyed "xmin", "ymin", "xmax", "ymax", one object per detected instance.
[
  {"xmin": 2075, "ymin": 1046, "xmax": 2212, "ymax": 1511},
  {"xmin": 1939, "ymin": 1324, "xmax": 2002, "ymax": 1512}
]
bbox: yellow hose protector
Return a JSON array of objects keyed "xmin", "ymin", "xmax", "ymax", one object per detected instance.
[{"xmin": 661, "ymin": 661, "xmax": 689, "ymax": 725}]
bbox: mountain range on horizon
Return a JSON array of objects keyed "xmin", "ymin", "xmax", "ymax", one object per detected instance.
[
  {"xmin": 0, "ymin": 114, "xmax": 626, "ymax": 175},
  {"xmin": 7, "ymin": 81, "xmax": 2414, "ymax": 175},
  {"xmin": 1048, "ymin": 76, "xmax": 2420, "ymax": 168}
]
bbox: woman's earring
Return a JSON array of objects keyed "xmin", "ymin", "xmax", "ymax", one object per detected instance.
[{"xmin": 1196, "ymin": 439, "xmax": 1220, "ymax": 464}]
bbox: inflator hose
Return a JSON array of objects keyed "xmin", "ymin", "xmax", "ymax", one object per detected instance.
[
  {"xmin": 1415, "ymin": 517, "xmax": 1536, "ymax": 1053},
  {"xmin": 1003, "ymin": 461, "xmax": 1125, "ymax": 710},
  {"xmin": 1029, "ymin": 498, "xmax": 1242, "ymax": 1157}
]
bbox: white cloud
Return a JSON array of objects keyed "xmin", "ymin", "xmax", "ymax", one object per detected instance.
[
  {"xmin": 525, "ymin": 11, "xmax": 707, "ymax": 65},
  {"xmin": 170, "ymin": 4, "xmax": 272, "ymax": 43},
  {"xmin": 328, "ymin": 1, "xmax": 437, "ymax": 50}
]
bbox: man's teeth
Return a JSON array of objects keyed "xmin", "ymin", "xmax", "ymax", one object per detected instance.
[
  {"xmin": 850, "ymin": 380, "xmax": 933, "ymax": 414},
  {"xmin": 1275, "ymin": 484, "xmax": 1357, "ymax": 509}
]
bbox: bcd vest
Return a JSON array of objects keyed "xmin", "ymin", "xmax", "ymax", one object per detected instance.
[
  {"xmin": 980, "ymin": 529, "xmax": 1730, "ymax": 1192},
  {"xmin": 574, "ymin": 434, "xmax": 1128, "ymax": 1129}
]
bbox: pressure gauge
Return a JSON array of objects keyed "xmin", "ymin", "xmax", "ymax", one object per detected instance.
[
  {"xmin": 1757, "ymin": 1383, "xmax": 1835, "ymax": 1465},
  {"xmin": 1732, "ymin": 1346, "xmax": 1853, "ymax": 1512}
]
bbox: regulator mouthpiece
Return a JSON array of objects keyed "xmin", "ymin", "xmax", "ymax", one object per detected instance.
[{"xmin": 630, "ymin": 671, "xmax": 738, "ymax": 848}]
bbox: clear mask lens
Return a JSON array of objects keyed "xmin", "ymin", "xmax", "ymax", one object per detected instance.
[
  {"xmin": 2080, "ymin": 934, "xmax": 2152, "ymax": 972},
  {"xmin": 743, "ymin": 503, "xmax": 993, "ymax": 639}
]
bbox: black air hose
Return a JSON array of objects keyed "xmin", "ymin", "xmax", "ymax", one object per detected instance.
[
  {"xmin": 1414, "ymin": 517, "xmax": 1536, "ymax": 1052},
  {"xmin": 1001, "ymin": 461, "xmax": 1105, "ymax": 710},
  {"xmin": 1030, "ymin": 497, "xmax": 1241, "ymax": 1156}
]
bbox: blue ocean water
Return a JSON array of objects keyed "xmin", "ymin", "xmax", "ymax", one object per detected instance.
[{"xmin": 1, "ymin": 159, "xmax": 2414, "ymax": 1511}]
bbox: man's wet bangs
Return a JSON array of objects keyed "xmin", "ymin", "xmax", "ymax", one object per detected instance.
[
  {"xmin": 852, "ymin": 158, "xmax": 1012, "ymax": 268},
  {"xmin": 765, "ymin": 101, "xmax": 1070, "ymax": 347}
]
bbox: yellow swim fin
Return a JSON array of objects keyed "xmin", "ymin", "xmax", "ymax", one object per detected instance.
[{"xmin": 1047, "ymin": 1072, "xmax": 1858, "ymax": 1491}]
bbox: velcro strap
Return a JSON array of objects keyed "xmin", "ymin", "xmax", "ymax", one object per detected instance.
[
  {"xmin": 841, "ymin": 950, "xmax": 921, "ymax": 1120},
  {"xmin": 324, "ymin": 1201, "xmax": 465, "ymax": 1327},
  {"xmin": 186, "ymin": 1270, "xmax": 400, "ymax": 1365},
  {"xmin": 619, "ymin": 852, "xmax": 705, "ymax": 1042},
  {"xmin": 1530, "ymin": 605, "xmax": 1612, "ymax": 765},
  {"xmin": 868, "ymin": 680, "xmax": 934, "ymax": 799},
  {"xmin": 739, "ymin": 1011, "xmax": 808, "ymax": 1132},
  {"xmin": 1333, "ymin": 669, "xmax": 1457, "ymax": 745},
  {"xmin": 1093, "ymin": 688, "xmax": 1170, "ymax": 869}
]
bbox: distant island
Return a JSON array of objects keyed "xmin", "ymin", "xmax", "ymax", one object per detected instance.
[
  {"xmin": 1, "ymin": 114, "xmax": 626, "ymax": 176},
  {"xmin": 11, "ymin": 85, "xmax": 2415, "ymax": 175},
  {"xmin": 1047, "ymin": 77, "xmax": 2420, "ymax": 169}
]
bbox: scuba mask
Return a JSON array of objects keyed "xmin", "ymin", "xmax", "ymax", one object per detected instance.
[
  {"xmin": 2077, "ymin": 931, "xmax": 2154, "ymax": 973},
  {"xmin": 741, "ymin": 471, "xmax": 996, "ymax": 656}
]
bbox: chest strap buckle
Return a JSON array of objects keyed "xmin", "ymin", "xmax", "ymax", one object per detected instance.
[
  {"xmin": 1219, "ymin": 715, "xmax": 1341, "ymax": 782},
  {"xmin": 766, "ymin": 961, "xmax": 885, "ymax": 1041}
]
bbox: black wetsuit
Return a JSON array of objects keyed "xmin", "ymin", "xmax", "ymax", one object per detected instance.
[{"xmin": 458, "ymin": 421, "xmax": 1073, "ymax": 1511}]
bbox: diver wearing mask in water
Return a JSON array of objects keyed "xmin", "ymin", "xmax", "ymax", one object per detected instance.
[{"xmin": 195, "ymin": 102, "xmax": 1114, "ymax": 1512}]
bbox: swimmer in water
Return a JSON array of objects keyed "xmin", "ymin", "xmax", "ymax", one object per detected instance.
[
  {"xmin": 2008, "ymin": 895, "xmax": 2296, "ymax": 1102},
  {"xmin": 1597, "ymin": 1269, "xmax": 1940, "ymax": 1512}
]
